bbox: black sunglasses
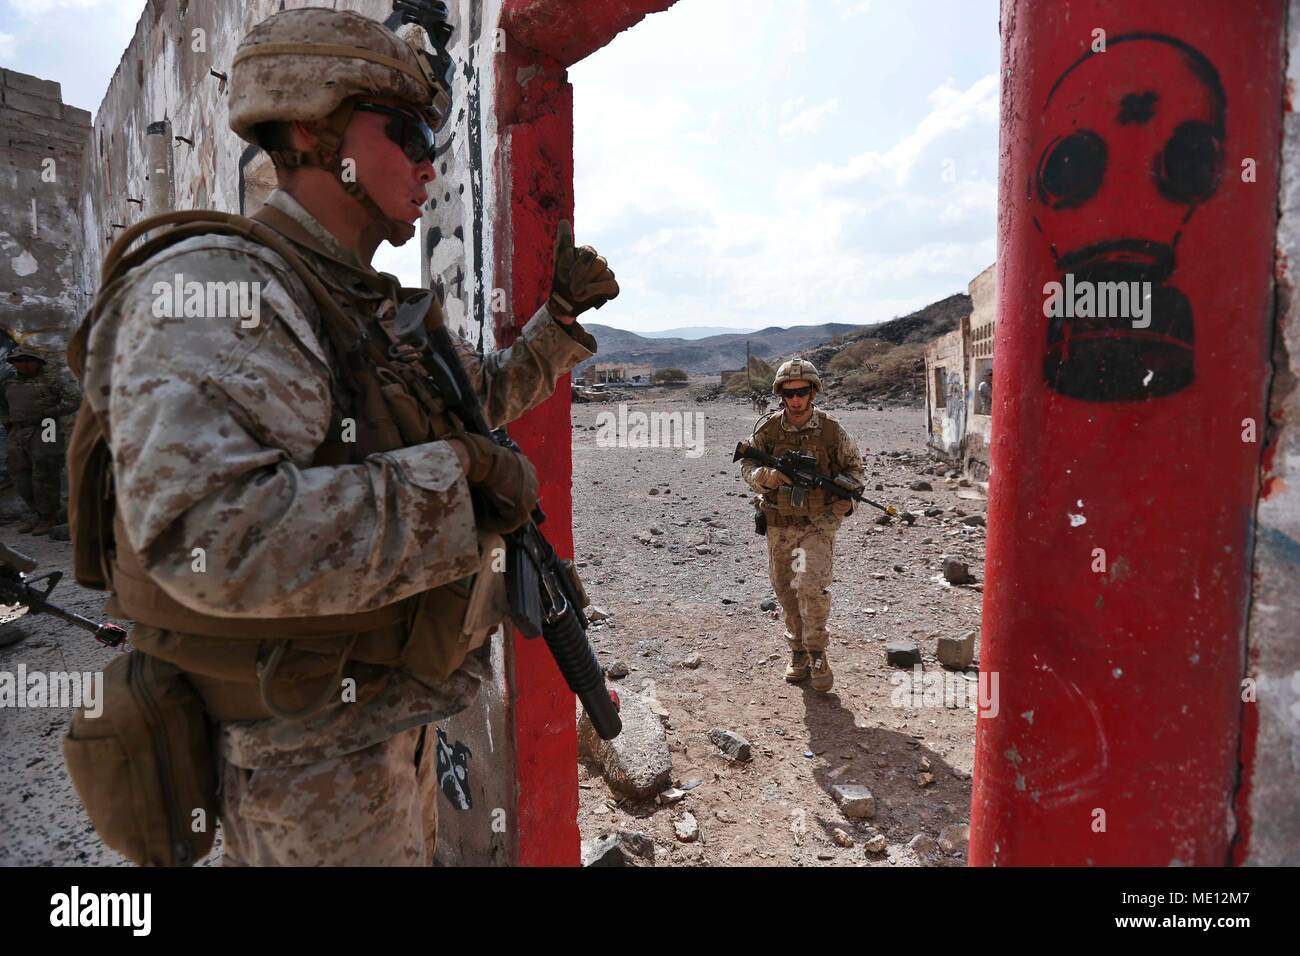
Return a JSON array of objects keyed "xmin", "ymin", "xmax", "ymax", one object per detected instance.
[
  {"xmin": 779, "ymin": 385, "xmax": 813, "ymax": 398},
  {"xmin": 352, "ymin": 102, "xmax": 436, "ymax": 164}
]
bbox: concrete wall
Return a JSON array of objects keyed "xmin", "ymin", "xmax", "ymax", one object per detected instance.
[
  {"xmin": 1243, "ymin": 0, "xmax": 1300, "ymax": 867},
  {"xmin": 0, "ymin": 69, "xmax": 93, "ymax": 352},
  {"xmin": 924, "ymin": 323, "xmax": 966, "ymax": 459},
  {"xmin": 963, "ymin": 263, "xmax": 996, "ymax": 478}
]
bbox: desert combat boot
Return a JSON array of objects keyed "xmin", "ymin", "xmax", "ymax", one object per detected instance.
[
  {"xmin": 785, "ymin": 649, "xmax": 811, "ymax": 683},
  {"xmin": 809, "ymin": 651, "xmax": 834, "ymax": 692}
]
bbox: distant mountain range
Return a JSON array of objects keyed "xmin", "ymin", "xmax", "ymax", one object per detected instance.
[
  {"xmin": 640, "ymin": 326, "xmax": 757, "ymax": 340},
  {"xmin": 577, "ymin": 323, "xmax": 869, "ymax": 374},
  {"xmin": 578, "ymin": 293, "xmax": 973, "ymax": 374}
]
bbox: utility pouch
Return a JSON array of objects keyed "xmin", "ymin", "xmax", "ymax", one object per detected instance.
[
  {"xmin": 62, "ymin": 651, "xmax": 217, "ymax": 867},
  {"xmin": 400, "ymin": 533, "xmax": 507, "ymax": 684},
  {"xmin": 754, "ymin": 508, "xmax": 768, "ymax": 536}
]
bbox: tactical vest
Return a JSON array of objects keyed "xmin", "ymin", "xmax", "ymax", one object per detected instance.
[
  {"xmin": 67, "ymin": 207, "xmax": 502, "ymax": 721},
  {"xmin": 4, "ymin": 372, "xmax": 66, "ymax": 428},
  {"xmin": 755, "ymin": 410, "xmax": 842, "ymax": 523}
]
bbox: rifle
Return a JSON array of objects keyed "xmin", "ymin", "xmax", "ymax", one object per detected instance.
[
  {"xmin": 394, "ymin": 291, "xmax": 622, "ymax": 740},
  {"xmin": 0, "ymin": 542, "xmax": 127, "ymax": 647},
  {"xmin": 733, "ymin": 440, "xmax": 897, "ymax": 515}
]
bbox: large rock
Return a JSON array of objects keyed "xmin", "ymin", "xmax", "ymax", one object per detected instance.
[
  {"xmin": 907, "ymin": 833, "xmax": 938, "ymax": 857},
  {"xmin": 832, "ymin": 784, "xmax": 876, "ymax": 820},
  {"xmin": 675, "ymin": 812, "xmax": 700, "ymax": 843},
  {"xmin": 937, "ymin": 630, "xmax": 977, "ymax": 669},
  {"xmin": 885, "ymin": 641, "xmax": 921, "ymax": 667},
  {"xmin": 938, "ymin": 823, "xmax": 969, "ymax": 854},
  {"xmin": 578, "ymin": 691, "xmax": 673, "ymax": 799},
  {"xmin": 708, "ymin": 728, "xmax": 752, "ymax": 762},
  {"xmin": 909, "ymin": 479, "xmax": 933, "ymax": 491},
  {"xmin": 942, "ymin": 557, "xmax": 972, "ymax": 585},
  {"xmin": 582, "ymin": 829, "xmax": 657, "ymax": 866}
]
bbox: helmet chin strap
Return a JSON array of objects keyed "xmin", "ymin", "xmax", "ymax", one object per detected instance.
[{"xmin": 270, "ymin": 99, "xmax": 418, "ymax": 257}]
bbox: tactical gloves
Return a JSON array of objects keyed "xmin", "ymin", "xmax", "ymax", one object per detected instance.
[
  {"xmin": 755, "ymin": 467, "xmax": 792, "ymax": 491},
  {"xmin": 547, "ymin": 220, "xmax": 619, "ymax": 318},
  {"xmin": 456, "ymin": 432, "xmax": 539, "ymax": 534}
]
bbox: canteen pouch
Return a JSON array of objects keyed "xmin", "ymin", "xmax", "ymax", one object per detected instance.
[{"xmin": 62, "ymin": 651, "xmax": 218, "ymax": 867}]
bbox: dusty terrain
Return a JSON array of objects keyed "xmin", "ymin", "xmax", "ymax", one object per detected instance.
[
  {"xmin": 0, "ymin": 392, "xmax": 984, "ymax": 867},
  {"xmin": 571, "ymin": 392, "xmax": 986, "ymax": 866}
]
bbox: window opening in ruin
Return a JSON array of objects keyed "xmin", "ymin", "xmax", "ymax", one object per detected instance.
[
  {"xmin": 973, "ymin": 358, "xmax": 993, "ymax": 416},
  {"xmin": 934, "ymin": 367, "xmax": 948, "ymax": 407}
]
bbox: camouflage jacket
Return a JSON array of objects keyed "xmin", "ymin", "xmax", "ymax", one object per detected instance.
[
  {"xmin": 0, "ymin": 363, "xmax": 82, "ymax": 431},
  {"xmin": 83, "ymin": 189, "xmax": 596, "ymax": 767}
]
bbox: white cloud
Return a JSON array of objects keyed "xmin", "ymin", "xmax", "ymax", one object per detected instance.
[
  {"xmin": 0, "ymin": 33, "xmax": 15, "ymax": 59},
  {"xmin": 832, "ymin": 0, "xmax": 874, "ymax": 17},
  {"xmin": 778, "ymin": 97, "xmax": 840, "ymax": 139},
  {"xmin": 814, "ymin": 73, "xmax": 999, "ymax": 186},
  {"xmin": 571, "ymin": 1, "xmax": 1000, "ymax": 334}
]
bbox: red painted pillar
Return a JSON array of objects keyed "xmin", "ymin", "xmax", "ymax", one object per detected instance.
[
  {"xmin": 494, "ymin": 0, "xmax": 678, "ymax": 866},
  {"xmin": 972, "ymin": 0, "xmax": 1284, "ymax": 865}
]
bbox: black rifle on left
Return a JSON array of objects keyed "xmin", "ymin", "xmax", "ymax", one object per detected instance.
[
  {"xmin": 394, "ymin": 291, "xmax": 622, "ymax": 741},
  {"xmin": 0, "ymin": 542, "xmax": 127, "ymax": 647}
]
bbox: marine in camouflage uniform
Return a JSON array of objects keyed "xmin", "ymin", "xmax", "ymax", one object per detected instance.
[
  {"xmin": 0, "ymin": 348, "xmax": 82, "ymax": 535},
  {"xmin": 740, "ymin": 359, "xmax": 863, "ymax": 692},
  {"xmin": 75, "ymin": 8, "xmax": 617, "ymax": 866}
]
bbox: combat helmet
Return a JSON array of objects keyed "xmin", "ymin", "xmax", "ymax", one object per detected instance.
[
  {"xmin": 5, "ymin": 347, "xmax": 47, "ymax": 365},
  {"xmin": 772, "ymin": 357, "xmax": 822, "ymax": 394},
  {"xmin": 227, "ymin": 6, "xmax": 455, "ymax": 248}
]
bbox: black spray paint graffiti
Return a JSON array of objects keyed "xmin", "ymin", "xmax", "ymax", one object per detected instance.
[
  {"xmin": 1033, "ymin": 34, "xmax": 1225, "ymax": 402},
  {"xmin": 436, "ymin": 728, "xmax": 473, "ymax": 811}
]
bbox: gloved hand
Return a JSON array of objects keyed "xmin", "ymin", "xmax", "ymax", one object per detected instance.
[
  {"xmin": 756, "ymin": 467, "xmax": 791, "ymax": 491},
  {"xmin": 831, "ymin": 498, "xmax": 853, "ymax": 517},
  {"xmin": 454, "ymin": 433, "xmax": 539, "ymax": 534},
  {"xmin": 547, "ymin": 220, "xmax": 619, "ymax": 318}
]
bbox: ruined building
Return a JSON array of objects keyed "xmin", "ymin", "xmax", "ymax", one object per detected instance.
[
  {"xmin": 924, "ymin": 262, "xmax": 996, "ymax": 478},
  {"xmin": 0, "ymin": 69, "xmax": 93, "ymax": 352}
]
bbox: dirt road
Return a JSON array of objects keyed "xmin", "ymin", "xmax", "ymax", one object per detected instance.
[{"xmin": 571, "ymin": 392, "xmax": 986, "ymax": 865}]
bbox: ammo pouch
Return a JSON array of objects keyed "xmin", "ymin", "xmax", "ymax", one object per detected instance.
[
  {"xmin": 753, "ymin": 505, "xmax": 768, "ymax": 536},
  {"xmin": 62, "ymin": 651, "xmax": 217, "ymax": 867}
]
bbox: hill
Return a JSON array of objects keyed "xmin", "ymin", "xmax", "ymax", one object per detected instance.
[{"xmin": 577, "ymin": 322, "xmax": 870, "ymax": 374}]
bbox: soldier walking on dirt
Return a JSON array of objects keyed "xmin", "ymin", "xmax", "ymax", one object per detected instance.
[{"xmin": 740, "ymin": 359, "xmax": 863, "ymax": 692}]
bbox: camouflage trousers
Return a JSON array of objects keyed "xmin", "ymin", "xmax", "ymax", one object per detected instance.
[
  {"xmin": 6, "ymin": 426, "xmax": 64, "ymax": 518},
  {"xmin": 765, "ymin": 521, "xmax": 837, "ymax": 652},
  {"xmin": 219, "ymin": 725, "xmax": 438, "ymax": 866}
]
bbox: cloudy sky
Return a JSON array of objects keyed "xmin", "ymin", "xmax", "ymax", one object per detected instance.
[{"xmin": 1, "ymin": 0, "xmax": 1000, "ymax": 335}]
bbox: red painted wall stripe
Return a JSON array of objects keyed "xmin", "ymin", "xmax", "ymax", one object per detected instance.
[{"xmin": 496, "ymin": 0, "xmax": 680, "ymax": 867}]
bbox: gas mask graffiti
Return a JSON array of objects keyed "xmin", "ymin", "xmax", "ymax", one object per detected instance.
[{"xmin": 1033, "ymin": 34, "xmax": 1226, "ymax": 401}]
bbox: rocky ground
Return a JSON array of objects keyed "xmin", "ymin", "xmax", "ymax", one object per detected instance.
[
  {"xmin": 571, "ymin": 390, "xmax": 987, "ymax": 866},
  {"xmin": 0, "ymin": 390, "xmax": 985, "ymax": 868}
]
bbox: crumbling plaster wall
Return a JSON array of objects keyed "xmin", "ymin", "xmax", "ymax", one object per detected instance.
[
  {"xmin": 963, "ymin": 263, "xmax": 996, "ymax": 478},
  {"xmin": 0, "ymin": 69, "xmax": 93, "ymax": 352},
  {"xmin": 81, "ymin": 0, "xmax": 498, "ymax": 346},
  {"xmin": 925, "ymin": 324, "xmax": 966, "ymax": 460},
  {"xmin": 1243, "ymin": 0, "xmax": 1300, "ymax": 867}
]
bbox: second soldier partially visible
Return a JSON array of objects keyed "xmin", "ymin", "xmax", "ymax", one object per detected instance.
[
  {"xmin": 741, "ymin": 359, "xmax": 864, "ymax": 692},
  {"xmin": 0, "ymin": 347, "xmax": 82, "ymax": 536}
]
